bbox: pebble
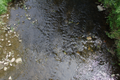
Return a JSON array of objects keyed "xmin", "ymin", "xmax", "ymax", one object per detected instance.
[
  {"xmin": 111, "ymin": 74, "xmax": 115, "ymax": 77},
  {"xmin": 8, "ymin": 43, "xmax": 12, "ymax": 46},
  {"xmin": 7, "ymin": 17, "xmax": 9, "ymax": 19},
  {"xmin": 7, "ymin": 27, "xmax": 10, "ymax": 30},
  {"xmin": 5, "ymin": 34, "xmax": 8, "ymax": 37},
  {"xmin": 7, "ymin": 14, "xmax": 9, "ymax": 17},
  {"xmin": 1, "ymin": 39, "xmax": 4, "ymax": 41},
  {"xmin": 28, "ymin": 17, "xmax": 31, "ymax": 20},
  {"xmin": 87, "ymin": 36, "xmax": 92, "ymax": 40},
  {"xmin": 0, "ymin": 45, "xmax": 2, "ymax": 47},
  {"xmin": 10, "ymin": 63, "xmax": 12, "ymax": 66},
  {"xmin": 19, "ymin": 40, "xmax": 22, "ymax": 42},
  {"xmin": 4, "ymin": 67, "xmax": 7, "ymax": 71},
  {"xmin": 9, "ymin": 30, "xmax": 13, "ymax": 33},
  {"xmin": 8, "ymin": 40, "xmax": 10, "ymax": 43},
  {"xmin": 11, "ymin": 58, "xmax": 15, "ymax": 62},
  {"xmin": 97, "ymin": 5, "xmax": 104, "ymax": 11},
  {"xmin": 15, "ymin": 58, "xmax": 22, "ymax": 63},
  {"xmin": 25, "ymin": 14, "xmax": 29, "ymax": 17},
  {"xmin": 25, "ymin": 7, "xmax": 28, "ymax": 10},
  {"xmin": 28, "ymin": 6, "xmax": 31, "ymax": 9},
  {"xmin": 8, "ymin": 76, "xmax": 12, "ymax": 80},
  {"xmin": 22, "ymin": 21, "xmax": 25, "ymax": 23}
]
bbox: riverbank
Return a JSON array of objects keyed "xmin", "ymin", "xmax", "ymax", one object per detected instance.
[{"xmin": 98, "ymin": 0, "xmax": 120, "ymax": 65}]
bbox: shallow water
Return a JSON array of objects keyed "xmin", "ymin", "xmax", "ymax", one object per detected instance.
[{"xmin": 0, "ymin": 0, "xmax": 120, "ymax": 80}]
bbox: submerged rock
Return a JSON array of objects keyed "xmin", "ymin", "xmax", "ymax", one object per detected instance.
[
  {"xmin": 97, "ymin": 5, "xmax": 104, "ymax": 11},
  {"xmin": 15, "ymin": 58, "xmax": 22, "ymax": 64},
  {"xmin": 87, "ymin": 36, "xmax": 92, "ymax": 40}
]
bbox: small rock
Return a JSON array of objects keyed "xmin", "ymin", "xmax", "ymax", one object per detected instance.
[
  {"xmin": 87, "ymin": 36, "xmax": 92, "ymax": 40},
  {"xmin": 25, "ymin": 7, "xmax": 27, "ymax": 10},
  {"xmin": 116, "ymin": 74, "xmax": 120, "ymax": 76},
  {"xmin": 28, "ymin": 6, "xmax": 31, "ymax": 9},
  {"xmin": 10, "ymin": 63, "xmax": 12, "ymax": 66},
  {"xmin": 7, "ymin": 17, "xmax": 9, "ymax": 19},
  {"xmin": 11, "ymin": 58, "xmax": 15, "ymax": 62},
  {"xmin": 4, "ymin": 67, "xmax": 7, "ymax": 71},
  {"xmin": 19, "ymin": 40, "xmax": 22, "ymax": 42},
  {"xmin": 8, "ymin": 40, "xmax": 10, "ymax": 43},
  {"xmin": 25, "ymin": 14, "xmax": 29, "ymax": 17},
  {"xmin": 15, "ymin": 58, "xmax": 22, "ymax": 63},
  {"xmin": 5, "ymin": 34, "xmax": 8, "ymax": 37},
  {"xmin": 1, "ymin": 39, "xmax": 4, "ymax": 41},
  {"xmin": 28, "ymin": 18, "xmax": 31, "ymax": 20},
  {"xmin": 97, "ymin": 5, "xmax": 104, "ymax": 11},
  {"xmin": 22, "ymin": 21, "xmax": 25, "ymax": 23},
  {"xmin": 111, "ymin": 74, "xmax": 115, "ymax": 77},
  {"xmin": 7, "ymin": 14, "xmax": 9, "ymax": 17},
  {"xmin": 8, "ymin": 76, "xmax": 12, "ymax": 80},
  {"xmin": 9, "ymin": 30, "xmax": 13, "ymax": 33},
  {"xmin": 8, "ymin": 43, "xmax": 12, "ymax": 46}
]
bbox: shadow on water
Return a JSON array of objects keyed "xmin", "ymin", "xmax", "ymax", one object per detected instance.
[{"xmin": 0, "ymin": 0, "xmax": 120, "ymax": 80}]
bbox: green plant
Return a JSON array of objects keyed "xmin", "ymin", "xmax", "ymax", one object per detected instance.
[
  {"xmin": 99, "ymin": 0, "xmax": 120, "ymax": 65},
  {"xmin": 0, "ymin": 0, "xmax": 12, "ymax": 15}
]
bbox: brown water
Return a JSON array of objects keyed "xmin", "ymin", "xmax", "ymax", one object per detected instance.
[{"xmin": 0, "ymin": 0, "xmax": 120, "ymax": 80}]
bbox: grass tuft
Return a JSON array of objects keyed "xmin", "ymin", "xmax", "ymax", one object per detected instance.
[{"xmin": 0, "ymin": 0, "xmax": 12, "ymax": 15}]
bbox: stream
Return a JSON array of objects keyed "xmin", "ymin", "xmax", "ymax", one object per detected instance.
[{"xmin": 0, "ymin": 0, "xmax": 120, "ymax": 80}]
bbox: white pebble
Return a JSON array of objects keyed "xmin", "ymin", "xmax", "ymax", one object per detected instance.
[
  {"xmin": 1, "ymin": 39, "xmax": 4, "ymax": 41},
  {"xmin": 97, "ymin": 5, "xmax": 104, "ymax": 11},
  {"xmin": 19, "ymin": 40, "xmax": 22, "ymax": 42},
  {"xmin": 8, "ymin": 40, "xmax": 10, "ymax": 43},
  {"xmin": 7, "ymin": 17, "xmax": 9, "ymax": 19},
  {"xmin": 10, "ymin": 63, "xmax": 12, "ymax": 66},
  {"xmin": 5, "ymin": 34, "xmax": 8, "ymax": 37},
  {"xmin": 4, "ymin": 67, "xmax": 7, "ymax": 71},
  {"xmin": 7, "ymin": 27, "xmax": 10, "ymax": 30},
  {"xmin": 9, "ymin": 30, "xmax": 13, "ymax": 33},
  {"xmin": 4, "ymin": 62, "xmax": 9, "ymax": 66},
  {"xmin": 11, "ymin": 58, "xmax": 15, "ymax": 62},
  {"xmin": 8, "ymin": 76, "xmax": 12, "ymax": 80},
  {"xmin": 15, "ymin": 58, "xmax": 22, "ymax": 63},
  {"xmin": 8, "ymin": 44, "xmax": 12, "ymax": 46},
  {"xmin": 28, "ymin": 18, "xmax": 31, "ymax": 20},
  {"xmin": 0, "ymin": 45, "xmax": 2, "ymax": 47},
  {"xmin": 14, "ymin": 32, "xmax": 16, "ymax": 34},
  {"xmin": 25, "ymin": 7, "xmax": 27, "ymax": 10},
  {"xmin": 7, "ymin": 14, "xmax": 9, "ymax": 17}
]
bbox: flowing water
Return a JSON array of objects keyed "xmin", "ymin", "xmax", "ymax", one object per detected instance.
[{"xmin": 0, "ymin": 0, "xmax": 120, "ymax": 80}]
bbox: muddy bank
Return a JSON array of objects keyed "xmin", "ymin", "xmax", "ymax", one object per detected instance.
[{"xmin": 0, "ymin": 12, "xmax": 23, "ymax": 79}]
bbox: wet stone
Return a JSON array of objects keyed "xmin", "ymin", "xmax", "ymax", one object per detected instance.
[
  {"xmin": 87, "ymin": 36, "xmax": 92, "ymax": 40},
  {"xmin": 98, "ymin": 61, "xmax": 104, "ymax": 65},
  {"xmin": 15, "ymin": 58, "xmax": 22, "ymax": 63}
]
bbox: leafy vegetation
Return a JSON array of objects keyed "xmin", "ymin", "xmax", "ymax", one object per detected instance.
[
  {"xmin": 98, "ymin": 0, "xmax": 120, "ymax": 64},
  {"xmin": 0, "ymin": 0, "xmax": 12, "ymax": 15}
]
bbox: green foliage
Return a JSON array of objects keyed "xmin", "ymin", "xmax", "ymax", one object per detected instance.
[
  {"xmin": 99, "ymin": 0, "xmax": 120, "ymax": 64},
  {"xmin": 0, "ymin": 0, "xmax": 12, "ymax": 15}
]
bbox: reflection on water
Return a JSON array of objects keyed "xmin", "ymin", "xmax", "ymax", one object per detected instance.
[{"xmin": 0, "ymin": 0, "xmax": 120, "ymax": 80}]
